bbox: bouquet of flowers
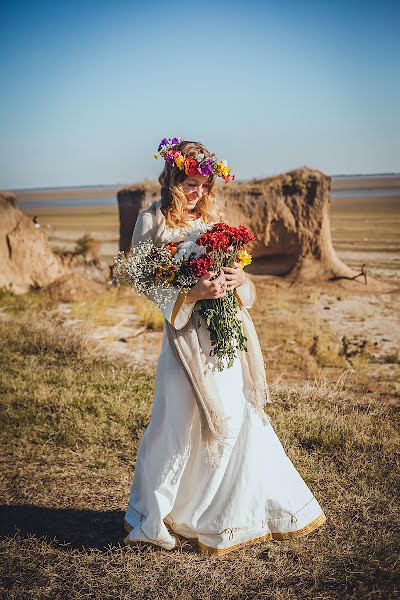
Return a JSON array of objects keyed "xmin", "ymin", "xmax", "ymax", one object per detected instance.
[{"xmin": 113, "ymin": 222, "xmax": 255, "ymax": 371}]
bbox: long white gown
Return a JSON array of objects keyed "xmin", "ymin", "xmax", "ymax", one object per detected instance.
[{"xmin": 124, "ymin": 205, "xmax": 326, "ymax": 555}]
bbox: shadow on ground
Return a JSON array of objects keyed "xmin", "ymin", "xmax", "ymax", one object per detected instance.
[{"xmin": 0, "ymin": 504, "xmax": 127, "ymax": 550}]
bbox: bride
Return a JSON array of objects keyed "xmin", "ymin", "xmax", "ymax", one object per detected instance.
[{"xmin": 123, "ymin": 138, "xmax": 326, "ymax": 555}]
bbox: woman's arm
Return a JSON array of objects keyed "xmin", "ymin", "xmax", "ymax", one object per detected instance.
[
  {"xmin": 233, "ymin": 275, "xmax": 256, "ymax": 308},
  {"xmin": 131, "ymin": 210, "xmax": 196, "ymax": 330}
]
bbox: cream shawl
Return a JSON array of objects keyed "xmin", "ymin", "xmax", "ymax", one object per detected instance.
[{"xmin": 132, "ymin": 199, "xmax": 271, "ymax": 468}]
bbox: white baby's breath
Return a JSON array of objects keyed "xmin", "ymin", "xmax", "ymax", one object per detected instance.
[
  {"xmin": 112, "ymin": 223, "xmax": 213, "ymax": 310},
  {"xmin": 113, "ymin": 239, "xmax": 176, "ymax": 308},
  {"xmin": 174, "ymin": 240, "xmax": 206, "ymax": 263}
]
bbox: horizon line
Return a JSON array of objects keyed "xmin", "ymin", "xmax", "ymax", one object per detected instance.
[{"xmin": 5, "ymin": 171, "xmax": 400, "ymax": 193}]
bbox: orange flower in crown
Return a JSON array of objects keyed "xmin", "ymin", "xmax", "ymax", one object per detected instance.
[{"xmin": 153, "ymin": 137, "xmax": 236, "ymax": 183}]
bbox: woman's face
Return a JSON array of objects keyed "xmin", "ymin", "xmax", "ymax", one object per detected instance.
[{"xmin": 180, "ymin": 174, "xmax": 210, "ymax": 211}]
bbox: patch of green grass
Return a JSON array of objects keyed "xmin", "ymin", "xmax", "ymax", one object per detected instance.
[
  {"xmin": 0, "ymin": 289, "xmax": 56, "ymax": 315},
  {"xmin": 70, "ymin": 287, "xmax": 121, "ymax": 325},
  {"xmin": 132, "ymin": 296, "xmax": 164, "ymax": 330},
  {"xmin": 309, "ymin": 333, "xmax": 348, "ymax": 369},
  {"xmin": 381, "ymin": 350, "xmax": 400, "ymax": 364},
  {"xmin": 0, "ymin": 316, "xmax": 152, "ymax": 454}
]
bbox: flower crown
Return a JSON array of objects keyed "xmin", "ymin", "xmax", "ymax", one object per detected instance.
[{"xmin": 153, "ymin": 136, "xmax": 236, "ymax": 183}]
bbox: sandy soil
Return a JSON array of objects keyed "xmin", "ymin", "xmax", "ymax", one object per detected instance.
[{"xmin": 316, "ymin": 288, "xmax": 400, "ymax": 395}]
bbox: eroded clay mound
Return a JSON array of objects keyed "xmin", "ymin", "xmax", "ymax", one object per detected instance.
[
  {"xmin": 0, "ymin": 191, "xmax": 66, "ymax": 293},
  {"xmin": 117, "ymin": 167, "xmax": 355, "ymax": 282}
]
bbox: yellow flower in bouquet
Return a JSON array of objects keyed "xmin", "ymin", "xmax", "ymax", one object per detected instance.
[
  {"xmin": 237, "ymin": 249, "xmax": 252, "ymax": 270},
  {"xmin": 155, "ymin": 264, "xmax": 177, "ymax": 282}
]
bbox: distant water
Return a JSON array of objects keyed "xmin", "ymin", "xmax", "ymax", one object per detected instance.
[
  {"xmin": 19, "ymin": 196, "xmax": 117, "ymax": 209},
  {"xmin": 19, "ymin": 190, "xmax": 400, "ymax": 209},
  {"xmin": 331, "ymin": 188, "xmax": 400, "ymax": 199}
]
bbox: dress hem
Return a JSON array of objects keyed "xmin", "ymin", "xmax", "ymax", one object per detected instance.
[
  {"xmin": 123, "ymin": 513, "xmax": 327, "ymax": 555},
  {"xmin": 195, "ymin": 512, "xmax": 327, "ymax": 555}
]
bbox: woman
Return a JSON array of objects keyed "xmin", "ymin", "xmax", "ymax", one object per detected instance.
[{"xmin": 123, "ymin": 138, "xmax": 326, "ymax": 555}]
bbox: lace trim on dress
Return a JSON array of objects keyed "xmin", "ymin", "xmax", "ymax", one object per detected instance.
[
  {"xmin": 163, "ymin": 217, "xmax": 208, "ymax": 243},
  {"xmin": 127, "ymin": 495, "xmax": 324, "ymax": 542},
  {"xmin": 197, "ymin": 513, "xmax": 327, "ymax": 555}
]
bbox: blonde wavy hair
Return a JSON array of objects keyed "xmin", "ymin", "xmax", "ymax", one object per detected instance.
[{"xmin": 158, "ymin": 140, "xmax": 225, "ymax": 229}]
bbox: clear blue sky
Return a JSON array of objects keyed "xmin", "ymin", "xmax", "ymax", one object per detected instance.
[{"xmin": 0, "ymin": 0, "xmax": 399, "ymax": 188}]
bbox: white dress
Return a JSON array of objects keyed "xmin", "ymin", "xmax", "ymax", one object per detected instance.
[{"xmin": 124, "ymin": 208, "xmax": 326, "ymax": 555}]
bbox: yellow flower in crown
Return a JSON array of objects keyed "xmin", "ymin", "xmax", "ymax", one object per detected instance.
[
  {"xmin": 221, "ymin": 166, "xmax": 230, "ymax": 178},
  {"xmin": 175, "ymin": 154, "xmax": 185, "ymax": 170},
  {"xmin": 215, "ymin": 161, "xmax": 230, "ymax": 179},
  {"xmin": 216, "ymin": 161, "xmax": 225, "ymax": 175},
  {"xmin": 237, "ymin": 249, "xmax": 252, "ymax": 270}
]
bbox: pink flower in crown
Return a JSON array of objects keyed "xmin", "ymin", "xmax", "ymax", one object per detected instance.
[{"xmin": 165, "ymin": 149, "xmax": 181, "ymax": 166}]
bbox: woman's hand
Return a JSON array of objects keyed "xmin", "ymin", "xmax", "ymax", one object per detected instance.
[
  {"xmin": 184, "ymin": 269, "xmax": 227, "ymax": 303},
  {"xmin": 221, "ymin": 262, "xmax": 246, "ymax": 291}
]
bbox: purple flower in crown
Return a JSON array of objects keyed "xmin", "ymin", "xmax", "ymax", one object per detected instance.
[
  {"xmin": 198, "ymin": 158, "xmax": 214, "ymax": 176},
  {"xmin": 157, "ymin": 137, "xmax": 182, "ymax": 152},
  {"xmin": 157, "ymin": 138, "xmax": 170, "ymax": 152},
  {"xmin": 165, "ymin": 149, "xmax": 180, "ymax": 166}
]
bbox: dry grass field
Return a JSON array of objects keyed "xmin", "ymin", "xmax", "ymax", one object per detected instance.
[
  {"xmin": 1, "ymin": 186, "xmax": 399, "ymax": 598},
  {"xmin": 0, "ymin": 307, "xmax": 399, "ymax": 599}
]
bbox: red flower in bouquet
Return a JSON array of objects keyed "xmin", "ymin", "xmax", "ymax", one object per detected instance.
[
  {"xmin": 197, "ymin": 222, "xmax": 255, "ymax": 253},
  {"xmin": 207, "ymin": 222, "xmax": 230, "ymax": 234},
  {"xmin": 227, "ymin": 225, "xmax": 255, "ymax": 248},
  {"xmin": 189, "ymin": 221, "xmax": 257, "ymax": 369},
  {"xmin": 186, "ymin": 255, "xmax": 215, "ymax": 278},
  {"xmin": 196, "ymin": 230, "xmax": 230, "ymax": 253}
]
